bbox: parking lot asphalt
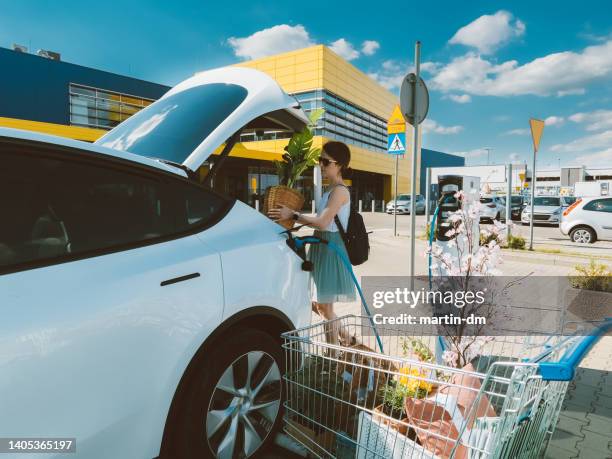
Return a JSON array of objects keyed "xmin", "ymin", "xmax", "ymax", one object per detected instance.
[{"xmin": 283, "ymin": 213, "xmax": 611, "ymax": 458}]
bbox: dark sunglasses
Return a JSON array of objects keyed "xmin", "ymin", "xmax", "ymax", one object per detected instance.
[{"xmin": 318, "ymin": 157, "xmax": 338, "ymax": 167}]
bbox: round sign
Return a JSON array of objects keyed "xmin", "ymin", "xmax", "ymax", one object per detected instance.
[{"xmin": 400, "ymin": 73, "xmax": 429, "ymax": 126}]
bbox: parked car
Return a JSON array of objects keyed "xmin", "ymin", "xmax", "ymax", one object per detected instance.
[
  {"xmin": 560, "ymin": 196, "xmax": 612, "ymax": 243},
  {"xmin": 386, "ymin": 194, "xmax": 425, "ymax": 214},
  {"xmin": 492, "ymin": 195, "xmax": 525, "ymax": 220},
  {"xmin": 0, "ymin": 67, "xmax": 312, "ymax": 459},
  {"xmin": 521, "ymin": 196, "xmax": 564, "ymax": 226},
  {"xmin": 479, "ymin": 195, "xmax": 506, "ymax": 221}
]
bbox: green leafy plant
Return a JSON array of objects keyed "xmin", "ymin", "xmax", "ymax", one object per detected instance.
[
  {"xmin": 570, "ymin": 259, "xmax": 612, "ymax": 292},
  {"xmin": 480, "ymin": 230, "xmax": 502, "ymax": 247},
  {"xmin": 274, "ymin": 109, "xmax": 324, "ymax": 188},
  {"xmin": 506, "ymin": 234, "xmax": 526, "ymax": 250},
  {"xmin": 379, "ymin": 381, "xmax": 409, "ymax": 417},
  {"xmin": 401, "ymin": 337, "xmax": 434, "ymax": 362}
]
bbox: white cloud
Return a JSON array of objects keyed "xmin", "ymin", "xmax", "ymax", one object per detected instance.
[
  {"xmin": 422, "ymin": 119, "xmax": 464, "ymax": 135},
  {"xmin": 557, "ymin": 88, "xmax": 586, "ymax": 96},
  {"xmin": 509, "ymin": 153, "xmax": 522, "ymax": 162},
  {"xmin": 551, "ymin": 129, "xmax": 612, "ymax": 153},
  {"xmin": 449, "ymin": 10, "xmax": 525, "ymax": 54},
  {"xmin": 361, "ymin": 40, "xmax": 380, "ymax": 56},
  {"xmin": 503, "ymin": 128, "xmax": 530, "ymax": 136},
  {"xmin": 368, "ymin": 60, "xmax": 439, "ymax": 91},
  {"xmin": 574, "ymin": 148, "xmax": 612, "ymax": 166},
  {"xmin": 329, "ymin": 38, "xmax": 360, "ymax": 61},
  {"xmin": 569, "ymin": 109, "xmax": 612, "ymax": 131},
  {"xmin": 447, "ymin": 94, "xmax": 472, "ymax": 103},
  {"xmin": 545, "ymin": 116, "xmax": 565, "ymax": 126},
  {"xmin": 428, "ymin": 40, "xmax": 612, "ymax": 97},
  {"xmin": 453, "ymin": 149, "xmax": 488, "ymax": 158},
  {"xmin": 368, "ymin": 60, "xmax": 409, "ymax": 90},
  {"xmin": 228, "ymin": 24, "xmax": 314, "ymax": 59}
]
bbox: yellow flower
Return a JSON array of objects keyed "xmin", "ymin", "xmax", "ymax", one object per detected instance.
[{"xmin": 396, "ymin": 367, "xmax": 433, "ymax": 394}]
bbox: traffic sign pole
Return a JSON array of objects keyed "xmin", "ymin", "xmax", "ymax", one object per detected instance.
[
  {"xmin": 394, "ymin": 155, "xmax": 399, "ymax": 236},
  {"xmin": 529, "ymin": 149, "xmax": 536, "ymax": 250},
  {"xmin": 409, "ymin": 41, "xmax": 421, "ymax": 289},
  {"xmin": 528, "ymin": 119, "xmax": 545, "ymax": 251},
  {"xmin": 387, "ymin": 105, "xmax": 407, "ymax": 237}
]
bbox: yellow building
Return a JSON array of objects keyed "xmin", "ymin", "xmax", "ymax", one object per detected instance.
[{"xmin": 232, "ymin": 45, "xmax": 415, "ymax": 206}]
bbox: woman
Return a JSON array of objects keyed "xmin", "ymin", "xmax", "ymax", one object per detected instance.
[{"xmin": 268, "ymin": 141, "xmax": 356, "ymax": 346}]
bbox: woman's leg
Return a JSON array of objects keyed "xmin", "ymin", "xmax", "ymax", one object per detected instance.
[{"xmin": 314, "ymin": 302, "xmax": 351, "ymax": 345}]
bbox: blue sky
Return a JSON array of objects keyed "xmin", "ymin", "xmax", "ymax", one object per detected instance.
[{"xmin": 2, "ymin": 0, "xmax": 612, "ymax": 167}]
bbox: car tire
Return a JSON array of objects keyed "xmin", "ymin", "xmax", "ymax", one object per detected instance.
[
  {"xmin": 162, "ymin": 328, "xmax": 284, "ymax": 459},
  {"xmin": 494, "ymin": 212, "xmax": 501, "ymax": 221},
  {"xmin": 570, "ymin": 226, "xmax": 596, "ymax": 244}
]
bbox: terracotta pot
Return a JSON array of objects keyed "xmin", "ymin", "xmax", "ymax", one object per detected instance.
[
  {"xmin": 263, "ymin": 185, "xmax": 305, "ymax": 229},
  {"xmin": 372, "ymin": 404, "xmax": 409, "ymax": 436}
]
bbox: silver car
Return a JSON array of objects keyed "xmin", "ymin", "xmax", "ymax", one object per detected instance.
[
  {"xmin": 521, "ymin": 196, "xmax": 564, "ymax": 226},
  {"xmin": 386, "ymin": 194, "xmax": 425, "ymax": 214}
]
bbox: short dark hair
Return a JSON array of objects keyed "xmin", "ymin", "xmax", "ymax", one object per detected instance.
[{"xmin": 322, "ymin": 141, "xmax": 351, "ymax": 175}]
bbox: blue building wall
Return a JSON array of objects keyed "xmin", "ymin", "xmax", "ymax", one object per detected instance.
[
  {"xmin": 0, "ymin": 47, "xmax": 169, "ymax": 125},
  {"xmin": 420, "ymin": 149, "xmax": 465, "ymax": 195}
]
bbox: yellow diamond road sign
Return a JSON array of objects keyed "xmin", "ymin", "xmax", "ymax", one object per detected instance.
[{"xmin": 387, "ymin": 104, "xmax": 406, "ymax": 134}]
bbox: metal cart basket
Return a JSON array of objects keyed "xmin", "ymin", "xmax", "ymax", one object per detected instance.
[{"xmin": 281, "ymin": 315, "xmax": 610, "ymax": 459}]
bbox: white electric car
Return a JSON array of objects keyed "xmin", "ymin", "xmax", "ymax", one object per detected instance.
[{"xmin": 0, "ymin": 67, "xmax": 312, "ymax": 459}]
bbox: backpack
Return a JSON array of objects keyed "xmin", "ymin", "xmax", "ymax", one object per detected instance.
[{"xmin": 333, "ymin": 186, "xmax": 370, "ymax": 265}]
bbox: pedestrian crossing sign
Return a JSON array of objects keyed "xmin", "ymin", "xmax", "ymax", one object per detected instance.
[{"xmin": 387, "ymin": 132, "xmax": 406, "ymax": 154}]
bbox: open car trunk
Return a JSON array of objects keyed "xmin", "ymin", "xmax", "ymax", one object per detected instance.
[{"xmin": 95, "ymin": 66, "xmax": 308, "ymax": 178}]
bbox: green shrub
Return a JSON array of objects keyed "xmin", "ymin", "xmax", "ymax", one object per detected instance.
[
  {"xmin": 507, "ymin": 234, "xmax": 526, "ymax": 250},
  {"xmin": 480, "ymin": 231, "xmax": 502, "ymax": 247},
  {"xmin": 570, "ymin": 259, "xmax": 612, "ymax": 292}
]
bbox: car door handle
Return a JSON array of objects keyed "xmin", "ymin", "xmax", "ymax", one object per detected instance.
[{"xmin": 160, "ymin": 272, "xmax": 201, "ymax": 287}]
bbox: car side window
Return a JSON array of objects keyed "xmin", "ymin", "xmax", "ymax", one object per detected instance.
[
  {"xmin": 1, "ymin": 145, "xmax": 174, "ymax": 271},
  {"xmin": 583, "ymin": 198, "xmax": 612, "ymax": 213},
  {"xmin": 173, "ymin": 180, "xmax": 229, "ymax": 231}
]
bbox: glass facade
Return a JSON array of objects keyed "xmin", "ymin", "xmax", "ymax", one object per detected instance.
[
  {"xmin": 69, "ymin": 83, "xmax": 154, "ymax": 130},
  {"xmin": 239, "ymin": 89, "xmax": 388, "ymax": 153}
]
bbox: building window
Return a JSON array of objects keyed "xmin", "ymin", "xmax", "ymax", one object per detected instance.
[
  {"xmin": 69, "ymin": 83, "xmax": 154, "ymax": 130},
  {"xmin": 239, "ymin": 89, "xmax": 389, "ymax": 153}
]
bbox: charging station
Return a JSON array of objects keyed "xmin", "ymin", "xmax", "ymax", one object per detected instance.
[{"xmin": 431, "ymin": 175, "xmax": 480, "ymax": 275}]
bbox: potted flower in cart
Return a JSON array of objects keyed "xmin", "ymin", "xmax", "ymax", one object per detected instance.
[{"xmin": 263, "ymin": 109, "xmax": 324, "ymax": 229}]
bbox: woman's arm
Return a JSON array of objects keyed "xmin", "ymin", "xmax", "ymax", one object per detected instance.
[{"xmin": 268, "ymin": 187, "xmax": 349, "ymax": 230}]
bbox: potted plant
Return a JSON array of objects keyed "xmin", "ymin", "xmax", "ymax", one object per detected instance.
[
  {"xmin": 374, "ymin": 367, "xmax": 432, "ymax": 436},
  {"xmin": 263, "ymin": 109, "xmax": 324, "ymax": 229}
]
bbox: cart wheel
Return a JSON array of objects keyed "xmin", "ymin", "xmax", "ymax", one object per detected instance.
[{"xmin": 163, "ymin": 329, "xmax": 284, "ymax": 458}]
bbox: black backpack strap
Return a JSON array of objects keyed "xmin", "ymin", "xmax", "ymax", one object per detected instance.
[{"xmin": 330, "ymin": 183, "xmax": 349, "ymax": 240}]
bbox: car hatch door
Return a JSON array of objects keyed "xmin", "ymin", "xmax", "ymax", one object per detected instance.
[{"xmin": 95, "ymin": 66, "xmax": 309, "ymax": 173}]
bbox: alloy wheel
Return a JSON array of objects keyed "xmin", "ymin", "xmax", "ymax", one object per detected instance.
[
  {"xmin": 206, "ymin": 351, "xmax": 281, "ymax": 459},
  {"xmin": 573, "ymin": 229, "xmax": 591, "ymax": 243}
]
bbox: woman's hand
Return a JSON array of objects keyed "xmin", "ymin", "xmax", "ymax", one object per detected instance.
[{"xmin": 267, "ymin": 205, "xmax": 294, "ymax": 221}]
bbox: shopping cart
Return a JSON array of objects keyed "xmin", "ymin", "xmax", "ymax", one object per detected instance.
[{"xmin": 281, "ymin": 315, "xmax": 611, "ymax": 459}]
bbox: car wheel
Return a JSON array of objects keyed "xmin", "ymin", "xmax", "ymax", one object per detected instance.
[
  {"xmin": 494, "ymin": 212, "xmax": 501, "ymax": 221},
  {"xmin": 570, "ymin": 227, "xmax": 596, "ymax": 244},
  {"xmin": 163, "ymin": 328, "xmax": 283, "ymax": 458}
]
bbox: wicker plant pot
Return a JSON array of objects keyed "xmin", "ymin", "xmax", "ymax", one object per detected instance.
[{"xmin": 263, "ymin": 185, "xmax": 305, "ymax": 229}]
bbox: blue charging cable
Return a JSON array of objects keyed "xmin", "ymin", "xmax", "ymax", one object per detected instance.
[{"xmin": 291, "ymin": 235, "xmax": 384, "ymax": 353}]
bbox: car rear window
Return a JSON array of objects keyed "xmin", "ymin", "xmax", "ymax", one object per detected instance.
[
  {"xmin": 98, "ymin": 83, "xmax": 248, "ymax": 164},
  {"xmin": 534, "ymin": 197, "xmax": 561, "ymax": 206}
]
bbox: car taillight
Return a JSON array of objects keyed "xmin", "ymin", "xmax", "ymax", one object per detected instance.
[
  {"xmin": 563, "ymin": 198, "xmax": 582, "ymax": 216},
  {"xmin": 487, "ymin": 204, "xmax": 496, "ymax": 208}
]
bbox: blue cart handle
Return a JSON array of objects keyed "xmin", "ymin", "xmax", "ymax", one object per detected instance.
[{"xmin": 538, "ymin": 317, "xmax": 612, "ymax": 381}]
